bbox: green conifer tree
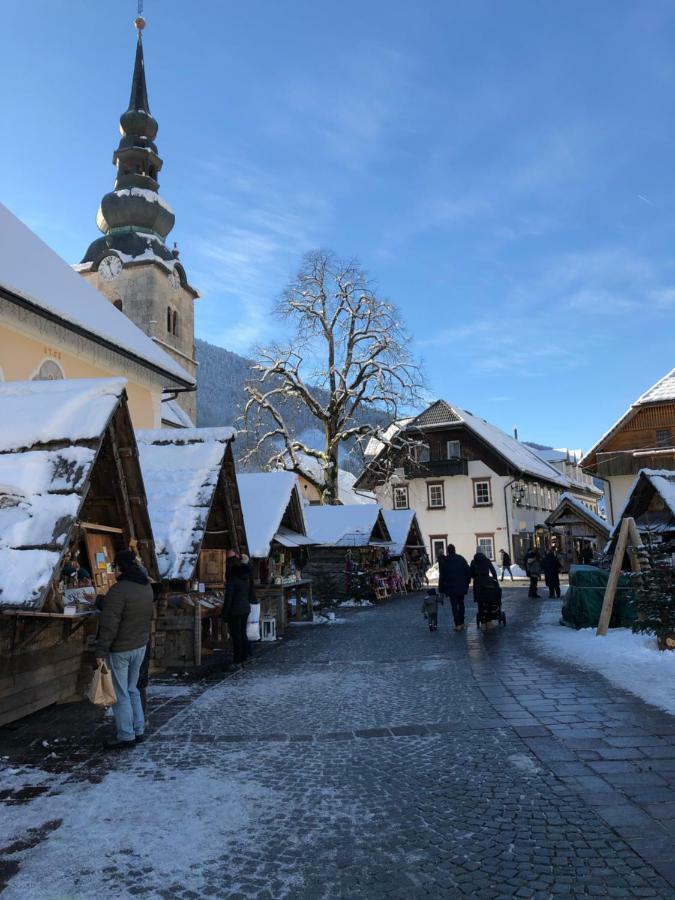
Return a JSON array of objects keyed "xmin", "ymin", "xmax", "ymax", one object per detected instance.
[{"xmin": 633, "ymin": 539, "xmax": 675, "ymax": 650}]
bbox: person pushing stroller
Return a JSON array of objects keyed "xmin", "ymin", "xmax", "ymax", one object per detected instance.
[
  {"xmin": 421, "ymin": 588, "xmax": 443, "ymax": 631},
  {"xmin": 470, "ymin": 550, "xmax": 506, "ymax": 629}
]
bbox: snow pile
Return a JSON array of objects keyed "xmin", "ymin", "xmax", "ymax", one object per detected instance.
[
  {"xmin": 136, "ymin": 428, "xmax": 235, "ymax": 580},
  {"xmin": 0, "ymin": 378, "xmax": 125, "ymax": 452},
  {"xmin": 498, "ymin": 564, "xmax": 528, "ymax": 579},
  {"xmin": 237, "ymin": 471, "xmax": 303, "ymax": 558},
  {"xmin": 304, "ymin": 504, "xmax": 386, "ymax": 547},
  {"xmin": 0, "ymin": 201, "xmax": 192, "ymax": 385},
  {"xmin": 535, "ymin": 605, "xmax": 675, "ymax": 716},
  {"xmin": 338, "ymin": 598, "xmax": 374, "ymax": 608}
]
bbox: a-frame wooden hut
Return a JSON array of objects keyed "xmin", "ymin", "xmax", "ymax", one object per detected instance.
[
  {"xmin": 0, "ymin": 378, "xmax": 156, "ymax": 726},
  {"xmin": 136, "ymin": 427, "xmax": 248, "ymax": 668},
  {"xmin": 545, "ymin": 492, "xmax": 610, "ymax": 569},
  {"xmin": 237, "ymin": 471, "xmax": 315, "ymax": 632},
  {"xmin": 609, "ymin": 469, "xmax": 675, "ymax": 546},
  {"xmin": 382, "ymin": 509, "xmax": 429, "ymax": 592}
]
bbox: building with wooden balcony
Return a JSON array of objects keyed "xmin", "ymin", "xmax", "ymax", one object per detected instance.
[
  {"xmin": 581, "ymin": 368, "xmax": 675, "ymax": 525},
  {"xmin": 356, "ymin": 399, "xmax": 577, "ymax": 567}
]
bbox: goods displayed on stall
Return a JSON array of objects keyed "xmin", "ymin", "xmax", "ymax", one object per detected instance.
[
  {"xmin": 137, "ymin": 426, "xmax": 248, "ymax": 668},
  {"xmin": 0, "ymin": 378, "xmax": 157, "ymax": 726},
  {"xmin": 304, "ymin": 505, "xmax": 394, "ymax": 602},
  {"xmin": 237, "ymin": 471, "xmax": 315, "ymax": 631}
]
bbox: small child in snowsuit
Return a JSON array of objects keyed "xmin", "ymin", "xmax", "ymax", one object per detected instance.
[{"xmin": 421, "ymin": 588, "xmax": 443, "ymax": 631}]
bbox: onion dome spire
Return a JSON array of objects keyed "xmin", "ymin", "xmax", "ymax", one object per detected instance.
[{"xmin": 81, "ymin": 14, "xmax": 176, "ymax": 265}]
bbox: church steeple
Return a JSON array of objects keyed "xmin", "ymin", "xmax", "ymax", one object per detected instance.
[{"xmin": 81, "ymin": 15, "xmax": 176, "ymax": 264}]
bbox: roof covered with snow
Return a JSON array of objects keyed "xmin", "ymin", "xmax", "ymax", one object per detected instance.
[
  {"xmin": 304, "ymin": 504, "xmax": 390, "ymax": 547},
  {"xmin": 611, "ymin": 470, "xmax": 675, "ymax": 537},
  {"xmin": 161, "ymin": 398, "xmax": 194, "ymax": 429},
  {"xmin": 382, "ymin": 509, "xmax": 422, "ymax": 557},
  {"xmin": 583, "ymin": 369, "xmax": 675, "ymax": 465},
  {"xmin": 136, "ymin": 427, "xmax": 235, "ymax": 581},
  {"xmin": 284, "ymin": 451, "xmax": 376, "ymax": 504},
  {"xmin": 0, "ymin": 201, "xmax": 194, "ymax": 388},
  {"xmin": 0, "ymin": 379, "xmax": 126, "ymax": 609},
  {"xmin": 237, "ymin": 471, "xmax": 307, "ymax": 559},
  {"xmin": 546, "ymin": 492, "xmax": 610, "ymax": 535}
]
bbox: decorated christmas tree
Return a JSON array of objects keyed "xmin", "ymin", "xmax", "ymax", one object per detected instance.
[{"xmin": 633, "ymin": 539, "xmax": 675, "ymax": 650}]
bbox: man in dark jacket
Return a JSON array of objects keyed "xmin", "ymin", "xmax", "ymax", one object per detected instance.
[
  {"xmin": 542, "ymin": 549, "xmax": 562, "ymax": 599},
  {"xmin": 222, "ymin": 550, "xmax": 254, "ymax": 668},
  {"xmin": 95, "ymin": 550, "xmax": 154, "ymax": 749},
  {"xmin": 439, "ymin": 545, "xmax": 471, "ymax": 631},
  {"xmin": 470, "ymin": 551, "xmax": 501, "ymax": 628},
  {"xmin": 499, "ymin": 549, "xmax": 513, "ymax": 582}
]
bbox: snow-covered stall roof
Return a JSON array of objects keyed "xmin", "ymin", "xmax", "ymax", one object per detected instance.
[
  {"xmin": 136, "ymin": 427, "xmax": 236, "ymax": 581},
  {"xmin": 237, "ymin": 471, "xmax": 309, "ymax": 559},
  {"xmin": 0, "ymin": 201, "xmax": 194, "ymax": 388},
  {"xmin": 583, "ymin": 368, "xmax": 675, "ymax": 466},
  {"xmin": 0, "ymin": 379, "xmax": 126, "ymax": 609},
  {"xmin": 304, "ymin": 505, "xmax": 391, "ymax": 548},
  {"xmin": 546, "ymin": 492, "xmax": 610, "ymax": 536},
  {"xmin": 284, "ymin": 452, "xmax": 376, "ymax": 505},
  {"xmin": 382, "ymin": 509, "xmax": 423, "ymax": 557},
  {"xmin": 610, "ymin": 469, "xmax": 675, "ymax": 539}
]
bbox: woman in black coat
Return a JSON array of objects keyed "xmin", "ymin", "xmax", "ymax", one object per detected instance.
[
  {"xmin": 542, "ymin": 550, "xmax": 562, "ymax": 599},
  {"xmin": 221, "ymin": 552, "xmax": 255, "ymax": 667},
  {"xmin": 439, "ymin": 545, "xmax": 471, "ymax": 631},
  {"xmin": 470, "ymin": 552, "xmax": 501, "ymax": 627}
]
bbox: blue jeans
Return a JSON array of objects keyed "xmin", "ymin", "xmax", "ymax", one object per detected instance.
[{"xmin": 108, "ymin": 646, "xmax": 146, "ymax": 742}]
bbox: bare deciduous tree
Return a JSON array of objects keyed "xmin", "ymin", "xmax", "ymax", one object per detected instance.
[{"xmin": 243, "ymin": 250, "xmax": 425, "ymax": 503}]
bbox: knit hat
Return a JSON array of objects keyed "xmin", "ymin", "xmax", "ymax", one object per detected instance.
[{"xmin": 114, "ymin": 549, "xmax": 136, "ymax": 570}]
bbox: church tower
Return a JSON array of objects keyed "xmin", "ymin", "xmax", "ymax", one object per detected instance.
[{"xmin": 78, "ymin": 14, "xmax": 198, "ymax": 422}]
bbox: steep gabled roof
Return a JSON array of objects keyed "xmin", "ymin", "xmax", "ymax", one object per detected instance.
[
  {"xmin": 237, "ymin": 471, "xmax": 310, "ymax": 559},
  {"xmin": 545, "ymin": 492, "xmax": 610, "ymax": 537},
  {"xmin": 0, "ymin": 201, "xmax": 194, "ymax": 389},
  {"xmin": 610, "ymin": 468, "xmax": 675, "ymax": 539},
  {"xmin": 136, "ymin": 427, "xmax": 236, "ymax": 581},
  {"xmin": 582, "ymin": 368, "xmax": 675, "ymax": 468},
  {"xmin": 0, "ymin": 378, "xmax": 147, "ymax": 609},
  {"xmin": 409, "ymin": 400, "xmax": 461, "ymax": 428},
  {"xmin": 382, "ymin": 509, "xmax": 425, "ymax": 557},
  {"xmin": 304, "ymin": 505, "xmax": 391, "ymax": 547}
]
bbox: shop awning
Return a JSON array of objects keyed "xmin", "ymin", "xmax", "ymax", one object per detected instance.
[{"xmin": 273, "ymin": 526, "xmax": 316, "ymax": 549}]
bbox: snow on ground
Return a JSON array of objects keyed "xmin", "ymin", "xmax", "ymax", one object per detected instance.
[
  {"xmin": 289, "ymin": 612, "xmax": 349, "ymax": 626},
  {"xmin": 338, "ymin": 598, "xmax": 374, "ymax": 608},
  {"xmin": 0, "ymin": 754, "xmax": 292, "ymax": 900},
  {"xmin": 146, "ymin": 682, "xmax": 192, "ymax": 700},
  {"xmin": 534, "ymin": 604, "xmax": 675, "ymax": 717}
]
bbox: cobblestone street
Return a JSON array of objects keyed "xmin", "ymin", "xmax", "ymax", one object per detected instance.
[{"xmin": 2, "ymin": 587, "xmax": 675, "ymax": 899}]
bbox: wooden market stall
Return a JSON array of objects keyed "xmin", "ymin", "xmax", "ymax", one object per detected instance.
[
  {"xmin": 545, "ymin": 491, "xmax": 610, "ymax": 569},
  {"xmin": 136, "ymin": 427, "xmax": 248, "ymax": 668},
  {"xmin": 237, "ymin": 471, "xmax": 315, "ymax": 635},
  {"xmin": 303, "ymin": 505, "xmax": 395, "ymax": 602},
  {"xmin": 607, "ymin": 469, "xmax": 675, "ymax": 548},
  {"xmin": 382, "ymin": 509, "xmax": 429, "ymax": 592},
  {"xmin": 0, "ymin": 378, "xmax": 157, "ymax": 727}
]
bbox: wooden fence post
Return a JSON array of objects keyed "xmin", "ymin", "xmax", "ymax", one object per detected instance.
[{"xmin": 596, "ymin": 517, "xmax": 634, "ymax": 636}]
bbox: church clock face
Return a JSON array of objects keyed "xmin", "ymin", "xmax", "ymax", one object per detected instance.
[
  {"xmin": 99, "ymin": 255, "xmax": 122, "ymax": 281},
  {"xmin": 168, "ymin": 269, "xmax": 180, "ymax": 291}
]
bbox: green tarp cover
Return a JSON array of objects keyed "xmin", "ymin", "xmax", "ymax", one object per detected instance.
[{"xmin": 561, "ymin": 565, "xmax": 637, "ymax": 630}]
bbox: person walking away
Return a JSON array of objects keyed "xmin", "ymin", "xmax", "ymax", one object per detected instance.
[
  {"xmin": 95, "ymin": 550, "xmax": 154, "ymax": 750},
  {"xmin": 542, "ymin": 549, "xmax": 562, "ymax": 599},
  {"xmin": 439, "ymin": 544, "xmax": 471, "ymax": 632},
  {"xmin": 470, "ymin": 551, "xmax": 500, "ymax": 628},
  {"xmin": 526, "ymin": 550, "xmax": 542, "ymax": 598},
  {"xmin": 421, "ymin": 588, "xmax": 443, "ymax": 631},
  {"xmin": 499, "ymin": 549, "xmax": 513, "ymax": 582},
  {"xmin": 221, "ymin": 550, "xmax": 254, "ymax": 669}
]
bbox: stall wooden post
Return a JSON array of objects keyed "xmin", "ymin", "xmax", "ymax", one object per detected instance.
[
  {"xmin": 194, "ymin": 600, "xmax": 202, "ymax": 667},
  {"xmin": 596, "ymin": 517, "xmax": 641, "ymax": 636}
]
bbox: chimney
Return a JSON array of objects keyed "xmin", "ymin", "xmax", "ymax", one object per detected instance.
[{"xmin": 513, "ymin": 426, "xmax": 519, "ymax": 441}]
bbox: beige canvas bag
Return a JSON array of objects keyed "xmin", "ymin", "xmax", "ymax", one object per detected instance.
[{"xmin": 87, "ymin": 661, "xmax": 117, "ymax": 707}]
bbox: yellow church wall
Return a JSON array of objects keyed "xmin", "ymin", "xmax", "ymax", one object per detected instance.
[{"xmin": 0, "ymin": 322, "xmax": 160, "ymax": 428}]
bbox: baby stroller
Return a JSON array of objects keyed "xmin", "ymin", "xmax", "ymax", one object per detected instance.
[{"xmin": 475, "ymin": 577, "xmax": 506, "ymax": 628}]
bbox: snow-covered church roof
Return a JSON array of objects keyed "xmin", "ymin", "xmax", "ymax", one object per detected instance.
[
  {"xmin": 0, "ymin": 201, "xmax": 194, "ymax": 389},
  {"xmin": 136, "ymin": 427, "xmax": 236, "ymax": 581},
  {"xmin": 304, "ymin": 504, "xmax": 391, "ymax": 547},
  {"xmin": 237, "ymin": 471, "xmax": 311, "ymax": 559},
  {"xmin": 0, "ymin": 379, "xmax": 127, "ymax": 609}
]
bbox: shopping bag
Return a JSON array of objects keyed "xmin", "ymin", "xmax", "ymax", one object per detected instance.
[
  {"xmin": 246, "ymin": 602, "xmax": 261, "ymax": 642},
  {"xmin": 87, "ymin": 660, "xmax": 117, "ymax": 707}
]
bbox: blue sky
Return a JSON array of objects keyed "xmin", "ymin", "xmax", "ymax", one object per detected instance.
[{"xmin": 2, "ymin": 0, "xmax": 675, "ymax": 451}]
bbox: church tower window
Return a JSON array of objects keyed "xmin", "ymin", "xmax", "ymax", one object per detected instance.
[
  {"xmin": 167, "ymin": 306, "xmax": 172, "ymax": 333},
  {"xmin": 172, "ymin": 310, "xmax": 178, "ymax": 336},
  {"xmin": 113, "ymin": 298, "xmax": 123, "ymax": 311}
]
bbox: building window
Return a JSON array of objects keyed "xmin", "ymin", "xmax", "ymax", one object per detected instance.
[
  {"xmin": 167, "ymin": 306, "xmax": 172, "ymax": 332},
  {"xmin": 393, "ymin": 485, "xmax": 409, "ymax": 510},
  {"xmin": 476, "ymin": 534, "xmax": 495, "ymax": 560},
  {"xmin": 473, "ymin": 479, "xmax": 492, "ymax": 506},
  {"xmin": 172, "ymin": 310, "xmax": 178, "ymax": 336},
  {"xmin": 412, "ymin": 442, "xmax": 430, "ymax": 463},
  {"xmin": 32, "ymin": 360, "xmax": 64, "ymax": 381},
  {"xmin": 113, "ymin": 298, "xmax": 123, "ymax": 311},
  {"xmin": 427, "ymin": 482, "xmax": 445, "ymax": 509},
  {"xmin": 447, "ymin": 440, "xmax": 461, "ymax": 459},
  {"xmin": 430, "ymin": 536, "xmax": 447, "ymax": 563},
  {"xmin": 656, "ymin": 428, "xmax": 672, "ymax": 448}
]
